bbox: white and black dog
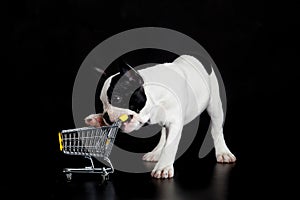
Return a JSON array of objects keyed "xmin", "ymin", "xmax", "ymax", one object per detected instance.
[{"xmin": 85, "ymin": 55, "xmax": 236, "ymax": 179}]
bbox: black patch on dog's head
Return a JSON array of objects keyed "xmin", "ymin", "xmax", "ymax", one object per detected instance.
[{"xmin": 107, "ymin": 59, "xmax": 146, "ymax": 113}]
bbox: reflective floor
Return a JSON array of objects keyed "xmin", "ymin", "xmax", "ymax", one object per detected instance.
[
  {"xmin": 53, "ymin": 161, "xmax": 237, "ymax": 200},
  {"xmin": 2, "ymin": 128, "xmax": 289, "ymax": 200},
  {"xmin": 28, "ymin": 153, "xmax": 267, "ymax": 200}
]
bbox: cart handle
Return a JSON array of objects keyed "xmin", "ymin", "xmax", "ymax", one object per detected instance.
[
  {"xmin": 58, "ymin": 132, "xmax": 63, "ymax": 151},
  {"xmin": 119, "ymin": 114, "xmax": 129, "ymax": 122}
]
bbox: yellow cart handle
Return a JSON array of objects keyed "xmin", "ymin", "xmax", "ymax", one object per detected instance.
[
  {"xmin": 119, "ymin": 114, "xmax": 129, "ymax": 122},
  {"xmin": 58, "ymin": 132, "xmax": 63, "ymax": 151}
]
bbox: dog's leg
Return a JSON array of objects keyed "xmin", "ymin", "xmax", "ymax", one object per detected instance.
[
  {"xmin": 143, "ymin": 127, "xmax": 166, "ymax": 162},
  {"xmin": 207, "ymin": 71, "xmax": 236, "ymax": 163},
  {"xmin": 151, "ymin": 123, "xmax": 183, "ymax": 178}
]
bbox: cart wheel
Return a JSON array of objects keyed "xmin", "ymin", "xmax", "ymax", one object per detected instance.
[
  {"xmin": 66, "ymin": 173, "xmax": 72, "ymax": 181},
  {"xmin": 99, "ymin": 175, "xmax": 105, "ymax": 185},
  {"xmin": 100, "ymin": 174, "xmax": 109, "ymax": 185},
  {"xmin": 104, "ymin": 174, "xmax": 109, "ymax": 181},
  {"xmin": 101, "ymin": 174, "xmax": 109, "ymax": 183}
]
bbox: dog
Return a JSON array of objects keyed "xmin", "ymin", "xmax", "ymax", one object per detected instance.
[{"xmin": 85, "ymin": 55, "xmax": 236, "ymax": 179}]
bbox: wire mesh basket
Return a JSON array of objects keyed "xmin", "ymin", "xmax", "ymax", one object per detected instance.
[{"xmin": 58, "ymin": 114, "xmax": 128, "ymax": 182}]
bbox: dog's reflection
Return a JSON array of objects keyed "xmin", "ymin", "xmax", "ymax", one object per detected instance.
[
  {"xmin": 153, "ymin": 163, "xmax": 235, "ymax": 200},
  {"xmin": 210, "ymin": 163, "xmax": 236, "ymax": 200}
]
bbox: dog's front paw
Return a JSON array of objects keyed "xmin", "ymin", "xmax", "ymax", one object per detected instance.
[
  {"xmin": 216, "ymin": 152, "xmax": 236, "ymax": 163},
  {"xmin": 143, "ymin": 150, "xmax": 161, "ymax": 162},
  {"xmin": 151, "ymin": 164, "xmax": 174, "ymax": 179}
]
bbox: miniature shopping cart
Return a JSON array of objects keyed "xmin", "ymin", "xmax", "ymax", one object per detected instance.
[{"xmin": 58, "ymin": 114, "xmax": 128, "ymax": 182}]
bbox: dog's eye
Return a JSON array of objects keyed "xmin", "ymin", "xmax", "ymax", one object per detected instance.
[
  {"xmin": 112, "ymin": 95, "xmax": 122, "ymax": 104},
  {"xmin": 129, "ymin": 105, "xmax": 140, "ymax": 113}
]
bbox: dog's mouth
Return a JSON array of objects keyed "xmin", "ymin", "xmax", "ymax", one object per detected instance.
[
  {"xmin": 120, "ymin": 114, "xmax": 149, "ymax": 133},
  {"xmin": 103, "ymin": 111, "xmax": 148, "ymax": 133}
]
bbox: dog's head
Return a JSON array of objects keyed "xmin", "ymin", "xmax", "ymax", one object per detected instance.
[{"xmin": 101, "ymin": 60, "xmax": 148, "ymax": 133}]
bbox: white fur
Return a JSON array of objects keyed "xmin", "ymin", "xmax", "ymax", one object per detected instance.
[{"xmin": 91, "ymin": 55, "xmax": 236, "ymax": 179}]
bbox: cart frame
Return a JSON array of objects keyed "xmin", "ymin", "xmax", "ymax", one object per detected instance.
[{"xmin": 58, "ymin": 114, "xmax": 128, "ymax": 182}]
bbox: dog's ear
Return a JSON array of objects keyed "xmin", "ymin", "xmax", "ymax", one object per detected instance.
[{"xmin": 118, "ymin": 59, "xmax": 144, "ymax": 85}]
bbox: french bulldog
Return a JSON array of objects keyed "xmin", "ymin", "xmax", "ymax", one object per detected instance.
[{"xmin": 85, "ymin": 55, "xmax": 236, "ymax": 179}]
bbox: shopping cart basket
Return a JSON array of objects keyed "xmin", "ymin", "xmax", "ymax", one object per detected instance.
[{"xmin": 58, "ymin": 114, "xmax": 128, "ymax": 182}]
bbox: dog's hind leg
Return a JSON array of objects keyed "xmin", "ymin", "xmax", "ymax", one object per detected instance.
[{"xmin": 207, "ymin": 69, "xmax": 236, "ymax": 163}]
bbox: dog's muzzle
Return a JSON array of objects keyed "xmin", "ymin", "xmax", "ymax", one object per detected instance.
[{"xmin": 103, "ymin": 112, "xmax": 135, "ymax": 126}]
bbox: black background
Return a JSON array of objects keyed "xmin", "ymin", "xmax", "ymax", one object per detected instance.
[{"xmin": 7, "ymin": 0, "xmax": 298, "ymax": 199}]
